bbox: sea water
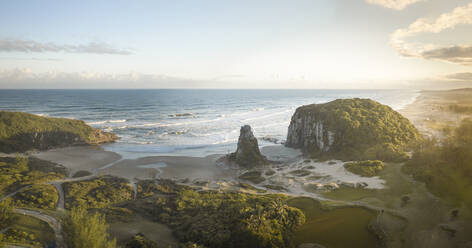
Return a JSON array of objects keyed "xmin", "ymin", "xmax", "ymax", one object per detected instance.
[{"xmin": 0, "ymin": 89, "xmax": 419, "ymax": 157}]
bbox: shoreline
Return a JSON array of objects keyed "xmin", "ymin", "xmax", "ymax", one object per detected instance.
[{"xmin": 3, "ymin": 88, "xmax": 472, "ymax": 248}]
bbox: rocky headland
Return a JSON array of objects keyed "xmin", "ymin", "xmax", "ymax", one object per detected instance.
[
  {"xmin": 0, "ymin": 111, "xmax": 118, "ymax": 153},
  {"xmin": 285, "ymin": 98, "xmax": 421, "ymax": 161}
]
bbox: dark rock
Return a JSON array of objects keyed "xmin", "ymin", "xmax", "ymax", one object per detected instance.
[{"xmin": 229, "ymin": 125, "xmax": 268, "ymax": 168}]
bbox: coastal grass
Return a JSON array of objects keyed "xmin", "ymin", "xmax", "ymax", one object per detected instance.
[
  {"xmin": 6, "ymin": 214, "xmax": 55, "ymax": 246},
  {"xmin": 321, "ymin": 163, "xmax": 413, "ymax": 209},
  {"xmin": 0, "ymin": 156, "xmax": 66, "ymax": 196},
  {"xmin": 12, "ymin": 184, "xmax": 59, "ymax": 210},
  {"xmin": 63, "ymin": 175, "xmax": 134, "ymax": 209},
  {"xmin": 287, "ymin": 197, "xmax": 377, "ymax": 248}
]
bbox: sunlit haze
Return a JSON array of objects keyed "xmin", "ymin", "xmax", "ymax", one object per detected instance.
[{"xmin": 1, "ymin": 0, "xmax": 471, "ymax": 89}]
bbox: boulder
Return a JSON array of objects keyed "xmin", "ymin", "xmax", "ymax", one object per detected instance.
[
  {"xmin": 229, "ymin": 125, "xmax": 269, "ymax": 168},
  {"xmin": 285, "ymin": 98, "xmax": 421, "ymax": 161}
]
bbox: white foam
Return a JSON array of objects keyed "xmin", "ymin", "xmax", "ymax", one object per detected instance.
[{"xmin": 88, "ymin": 119, "xmax": 126, "ymax": 125}]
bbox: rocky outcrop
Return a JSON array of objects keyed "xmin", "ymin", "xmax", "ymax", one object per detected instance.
[
  {"xmin": 286, "ymin": 113, "xmax": 335, "ymax": 152},
  {"xmin": 285, "ymin": 98, "xmax": 421, "ymax": 161},
  {"xmin": 0, "ymin": 111, "xmax": 118, "ymax": 153},
  {"xmin": 229, "ymin": 125, "xmax": 268, "ymax": 168}
]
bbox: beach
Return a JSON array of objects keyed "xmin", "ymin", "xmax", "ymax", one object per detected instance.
[
  {"xmin": 6, "ymin": 89, "xmax": 466, "ymax": 248},
  {"xmin": 28, "ymin": 89, "xmax": 461, "ymax": 188}
]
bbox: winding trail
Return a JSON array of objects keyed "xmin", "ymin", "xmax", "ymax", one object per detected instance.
[
  {"xmin": 47, "ymin": 174, "xmax": 97, "ymax": 211},
  {"xmin": 0, "ymin": 186, "xmax": 31, "ymax": 202},
  {"xmin": 51, "ymin": 183, "xmax": 65, "ymax": 211},
  {"xmin": 0, "ymin": 174, "xmax": 98, "ymax": 248},
  {"xmin": 13, "ymin": 208, "xmax": 65, "ymax": 248}
]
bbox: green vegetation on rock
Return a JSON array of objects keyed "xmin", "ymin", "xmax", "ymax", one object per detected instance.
[
  {"xmin": 344, "ymin": 160, "xmax": 384, "ymax": 177},
  {"xmin": 63, "ymin": 175, "xmax": 133, "ymax": 209},
  {"xmin": 286, "ymin": 98, "xmax": 421, "ymax": 161},
  {"xmin": 403, "ymin": 118, "xmax": 472, "ymax": 208},
  {"xmin": 0, "ymin": 111, "xmax": 118, "ymax": 153}
]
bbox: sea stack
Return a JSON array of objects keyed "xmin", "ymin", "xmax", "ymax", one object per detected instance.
[
  {"xmin": 285, "ymin": 98, "xmax": 421, "ymax": 161},
  {"xmin": 229, "ymin": 125, "xmax": 268, "ymax": 168}
]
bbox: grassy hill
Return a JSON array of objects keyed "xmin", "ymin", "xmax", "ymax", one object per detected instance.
[{"xmin": 0, "ymin": 111, "xmax": 117, "ymax": 153}]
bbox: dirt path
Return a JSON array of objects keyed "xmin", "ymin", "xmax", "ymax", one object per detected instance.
[
  {"xmin": 0, "ymin": 186, "xmax": 31, "ymax": 203},
  {"xmin": 13, "ymin": 208, "xmax": 66, "ymax": 248}
]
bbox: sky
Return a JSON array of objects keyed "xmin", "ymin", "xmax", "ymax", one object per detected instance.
[{"xmin": 0, "ymin": 0, "xmax": 471, "ymax": 89}]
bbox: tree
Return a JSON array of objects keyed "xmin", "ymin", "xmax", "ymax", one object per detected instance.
[{"xmin": 63, "ymin": 206, "xmax": 116, "ymax": 248}]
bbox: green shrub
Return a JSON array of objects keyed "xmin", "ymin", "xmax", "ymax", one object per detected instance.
[
  {"xmin": 63, "ymin": 206, "xmax": 116, "ymax": 248},
  {"xmin": 153, "ymin": 181, "xmax": 305, "ymax": 248},
  {"xmin": 344, "ymin": 160, "xmax": 384, "ymax": 177},
  {"xmin": 0, "ymin": 156, "xmax": 65, "ymax": 195},
  {"xmin": 13, "ymin": 184, "xmax": 59, "ymax": 210},
  {"xmin": 125, "ymin": 233, "xmax": 160, "ymax": 248},
  {"xmin": 63, "ymin": 176, "xmax": 133, "ymax": 209},
  {"xmin": 0, "ymin": 199, "xmax": 14, "ymax": 228}
]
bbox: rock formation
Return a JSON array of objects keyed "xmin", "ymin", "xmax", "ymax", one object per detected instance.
[
  {"xmin": 0, "ymin": 111, "xmax": 118, "ymax": 153},
  {"xmin": 229, "ymin": 125, "xmax": 268, "ymax": 167},
  {"xmin": 285, "ymin": 98, "xmax": 421, "ymax": 161}
]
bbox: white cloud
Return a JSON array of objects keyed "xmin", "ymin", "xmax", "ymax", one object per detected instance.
[
  {"xmin": 442, "ymin": 72, "xmax": 472, "ymax": 81},
  {"xmin": 0, "ymin": 68, "xmax": 212, "ymax": 89},
  {"xmin": 365, "ymin": 0, "xmax": 425, "ymax": 10},
  {"xmin": 0, "ymin": 39, "xmax": 132, "ymax": 55},
  {"xmin": 391, "ymin": 3, "xmax": 472, "ymax": 65}
]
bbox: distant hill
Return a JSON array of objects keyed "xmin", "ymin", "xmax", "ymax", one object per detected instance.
[{"xmin": 0, "ymin": 111, "xmax": 118, "ymax": 153}]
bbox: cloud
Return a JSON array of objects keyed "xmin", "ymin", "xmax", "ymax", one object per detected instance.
[
  {"xmin": 210, "ymin": 74, "xmax": 246, "ymax": 81},
  {"xmin": 391, "ymin": 3, "xmax": 472, "ymax": 65},
  {"xmin": 0, "ymin": 68, "xmax": 221, "ymax": 89},
  {"xmin": 442, "ymin": 72, "xmax": 472, "ymax": 81},
  {"xmin": 0, "ymin": 39, "xmax": 132, "ymax": 55},
  {"xmin": 421, "ymin": 45, "xmax": 472, "ymax": 65},
  {"xmin": 365, "ymin": 0, "xmax": 425, "ymax": 10},
  {"xmin": 0, "ymin": 57, "xmax": 63, "ymax": 61}
]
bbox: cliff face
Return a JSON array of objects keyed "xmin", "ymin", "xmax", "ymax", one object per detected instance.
[
  {"xmin": 286, "ymin": 98, "xmax": 421, "ymax": 161},
  {"xmin": 0, "ymin": 111, "xmax": 118, "ymax": 153},
  {"xmin": 229, "ymin": 125, "xmax": 268, "ymax": 168},
  {"xmin": 286, "ymin": 112, "xmax": 335, "ymax": 152}
]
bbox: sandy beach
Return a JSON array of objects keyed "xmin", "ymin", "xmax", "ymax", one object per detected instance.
[
  {"xmin": 28, "ymin": 89, "xmax": 472, "ymax": 186},
  {"xmin": 32, "ymin": 145, "xmax": 122, "ymax": 175},
  {"xmin": 400, "ymin": 89, "xmax": 472, "ymax": 138}
]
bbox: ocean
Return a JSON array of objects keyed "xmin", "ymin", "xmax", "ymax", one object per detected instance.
[{"xmin": 0, "ymin": 89, "xmax": 419, "ymax": 158}]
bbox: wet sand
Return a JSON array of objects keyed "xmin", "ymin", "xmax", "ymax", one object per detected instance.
[{"xmin": 33, "ymin": 145, "xmax": 122, "ymax": 175}]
